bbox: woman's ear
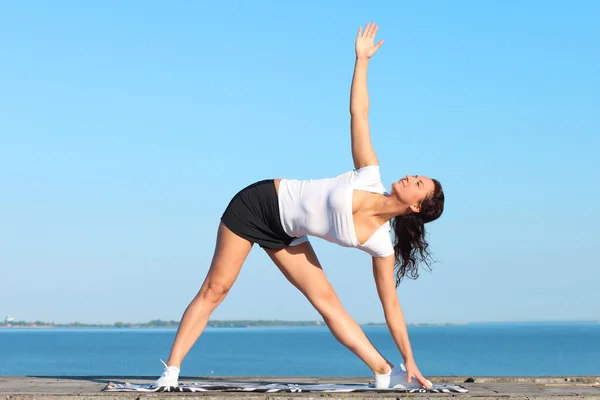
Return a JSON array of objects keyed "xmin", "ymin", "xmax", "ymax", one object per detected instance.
[{"xmin": 410, "ymin": 203, "xmax": 421, "ymax": 213}]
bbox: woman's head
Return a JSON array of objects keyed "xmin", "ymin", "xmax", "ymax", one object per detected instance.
[
  {"xmin": 390, "ymin": 175, "xmax": 435, "ymax": 212},
  {"xmin": 390, "ymin": 175, "xmax": 445, "ymax": 287}
]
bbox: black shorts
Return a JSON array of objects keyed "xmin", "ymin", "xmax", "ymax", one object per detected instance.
[{"xmin": 221, "ymin": 179, "xmax": 296, "ymax": 249}]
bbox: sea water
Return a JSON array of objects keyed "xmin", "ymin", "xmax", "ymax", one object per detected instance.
[{"xmin": 1, "ymin": 323, "xmax": 598, "ymax": 376}]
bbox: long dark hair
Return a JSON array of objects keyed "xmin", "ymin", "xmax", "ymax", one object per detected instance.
[{"xmin": 391, "ymin": 179, "xmax": 445, "ymax": 287}]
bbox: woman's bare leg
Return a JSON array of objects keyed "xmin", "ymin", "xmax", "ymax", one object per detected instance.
[
  {"xmin": 165, "ymin": 222, "xmax": 253, "ymax": 368},
  {"xmin": 265, "ymin": 242, "xmax": 392, "ymax": 374}
]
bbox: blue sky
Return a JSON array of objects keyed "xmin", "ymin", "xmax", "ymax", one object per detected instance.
[{"xmin": 1, "ymin": 1, "xmax": 598, "ymax": 325}]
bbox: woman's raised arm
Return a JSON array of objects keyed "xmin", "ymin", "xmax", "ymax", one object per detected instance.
[{"xmin": 350, "ymin": 22, "xmax": 384, "ymax": 169}]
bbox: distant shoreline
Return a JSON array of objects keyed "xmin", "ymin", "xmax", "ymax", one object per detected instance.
[
  {"xmin": 0, "ymin": 319, "xmax": 464, "ymax": 329},
  {"xmin": 0, "ymin": 319, "xmax": 597, "ymax": 330}
]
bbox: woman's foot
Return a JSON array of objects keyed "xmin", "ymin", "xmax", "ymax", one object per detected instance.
[
  {"xmin": 154, "ymin": 360, "xmax": 180, "ymax": 388},
  {"xmin": 374, "ymin": 364, "xmax": 432, "ymax": 389}
]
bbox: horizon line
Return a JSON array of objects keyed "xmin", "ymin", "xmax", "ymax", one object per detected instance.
[{"xmin": 2, "ymin": 318, "xmax": 599, "ymax": 326}]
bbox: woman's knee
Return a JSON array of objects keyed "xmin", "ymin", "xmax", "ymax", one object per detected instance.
[
  {"xmin": 311, "ymin": 289, "xmax": 342, "ymax": 314},
  {"xmin": 200, "ymin": 280, "xmax": 231, "ymax": 304}
]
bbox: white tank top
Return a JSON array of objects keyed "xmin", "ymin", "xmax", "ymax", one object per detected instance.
[{"xmin": 277, "ymin": 166, "xmax": 394, "ymax": 257}]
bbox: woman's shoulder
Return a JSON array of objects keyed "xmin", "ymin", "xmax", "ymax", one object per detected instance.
[
  {"xmin": 359, "ymin": 222, "xmax": 394, "ymax": 257},
  {"xmin": 351, "ymin": 165, "xmax": 386, "ymax": 193}
]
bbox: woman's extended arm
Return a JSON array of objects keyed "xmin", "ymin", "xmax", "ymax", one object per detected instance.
[
  {"xmin": 372, "ymin": 255, "xmax": 432, "ymax": 388},
  {"xmin": 350, "ymin": 22, "xmax": 384, "ymax": 169}
]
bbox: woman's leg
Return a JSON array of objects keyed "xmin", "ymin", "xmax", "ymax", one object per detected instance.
[
  {"xmin": 264, "ymin": 242, "xmax": 392, "ymax": 375},
  {"xmin": 165, "ymin": 222, "xmax": 253, "ymax": 368}
]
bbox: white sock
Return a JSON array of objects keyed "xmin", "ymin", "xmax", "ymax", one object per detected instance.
[{"xmin": 374, "ymin": 367, "xmax": 392, "ymax": 388}]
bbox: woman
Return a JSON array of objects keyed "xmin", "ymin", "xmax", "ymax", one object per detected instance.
[{"xmin": 155, "ymin": 22, "xmax": 444, "ymax": 389}]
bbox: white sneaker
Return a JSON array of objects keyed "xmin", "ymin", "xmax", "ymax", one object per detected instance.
[
  {"xmin": 389, "ymin": 364, "xmax": 432, "ymax": 389},
  {"xmin": 154, "ymin": 359, "xmax": 180, "ymax": 388}
]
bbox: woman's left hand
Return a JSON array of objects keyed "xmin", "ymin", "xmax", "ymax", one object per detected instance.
[{"xmin": 355, "ymin": 22, "xmax": 384, "ymax": 60}]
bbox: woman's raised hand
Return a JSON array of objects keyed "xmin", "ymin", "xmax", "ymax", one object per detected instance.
[{"xmin": 355, "ymin": 22, "xmax": 384, "ymax": 60}]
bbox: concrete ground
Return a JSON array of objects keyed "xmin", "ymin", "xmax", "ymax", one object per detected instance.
[{"xmin": 1, "ymin": 376, "xmax": 599, "ymax": 400}]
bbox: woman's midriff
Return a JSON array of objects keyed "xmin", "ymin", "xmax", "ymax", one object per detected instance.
[{"xmin": 274, "ymin": 178, "xmax": 281, "ymax": 195}]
